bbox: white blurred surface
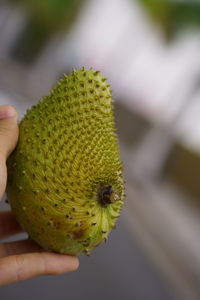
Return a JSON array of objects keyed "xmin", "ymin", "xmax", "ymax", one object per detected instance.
[{"xmin": 58, "ymin": 0, "xmax": 200, "ymax": 151}]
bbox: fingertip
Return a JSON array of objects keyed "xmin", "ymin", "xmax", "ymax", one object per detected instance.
[
  {"xmin": 0, "ymin": 105, "xmax": 18, "ymax": 120},
  {"xmin": 73, "ymin": 256, "xmax": 79, "ymax": 271},
  {"xmin": 45, "ymin": 253, "xmax": 79, "ymax": 275},
  {"xmin": 65, "ymin": 255, "xmax": 79, "ymax": 272},
  {"xmin": 0, "ymin": 105, "xmax": 19, "ymax": 162}
]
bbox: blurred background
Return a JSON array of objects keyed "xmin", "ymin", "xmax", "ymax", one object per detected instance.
[{"xmin": 0, "ymin": 0, "xmax": 200, "ymax": 299}]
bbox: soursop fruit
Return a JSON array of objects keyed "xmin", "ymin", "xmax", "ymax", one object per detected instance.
[{"xmin": 6, "ymin": 68, "xmax": 125, "ymax": 255}]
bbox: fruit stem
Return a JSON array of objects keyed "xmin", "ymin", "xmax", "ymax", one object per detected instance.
[{"xmin": 98, "ymin": 185, "xmax": 118, "ymax": 207}]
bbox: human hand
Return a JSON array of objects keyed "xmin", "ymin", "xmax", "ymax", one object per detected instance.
[{"xmin": 0, "ymin": 105, "xmax": 79, "ymax": 286}]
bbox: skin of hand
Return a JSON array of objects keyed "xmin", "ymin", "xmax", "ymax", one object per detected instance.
[{"xmin": 0, "ymin": 105, "xmax": 79, "ymax": 286}]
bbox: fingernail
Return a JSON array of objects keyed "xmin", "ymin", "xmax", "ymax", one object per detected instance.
[{"xmin": 0, "ymin": 109, "xmax": 15, "ymax": 119}]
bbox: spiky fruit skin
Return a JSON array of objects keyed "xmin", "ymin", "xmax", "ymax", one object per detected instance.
[{"xmin": 6, "ymin": 68, "xmax": 125, "ymax": 255}]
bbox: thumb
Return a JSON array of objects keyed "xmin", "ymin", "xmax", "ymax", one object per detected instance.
[
  {"xmin": 0, "ymin": 105, "xmax": 19, "ymax": 199},
  {"xmin": 0, "ymin": 105, "xmax": 18, "ymax": 160}
]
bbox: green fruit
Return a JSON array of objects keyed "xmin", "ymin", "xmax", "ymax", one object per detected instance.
[{"xmin": 6, "ymin": 67, "xmax": 125, "ymax": 255}]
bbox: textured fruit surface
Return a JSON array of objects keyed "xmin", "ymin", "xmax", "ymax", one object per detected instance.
[{"xmin": 6, "ymin": 68, "xmax": 125, "ymax": 255}]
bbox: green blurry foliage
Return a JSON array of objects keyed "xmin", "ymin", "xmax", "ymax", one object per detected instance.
[
  {"xmin": 8, "ymin": 0, "xmax": 85, "ymax": 63},
  {"xmin": 10, "ymin": 0, "xmax": 84, "ymax": 32},
  {"xmin": 138, "ymin": 0, "xmax": 200, "ymax": 39}
]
